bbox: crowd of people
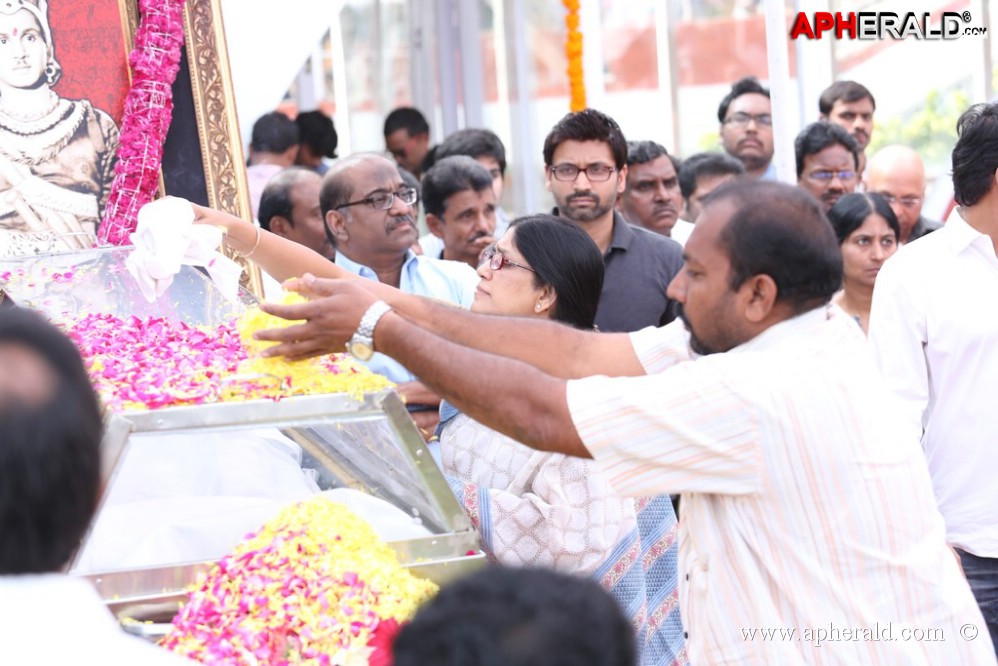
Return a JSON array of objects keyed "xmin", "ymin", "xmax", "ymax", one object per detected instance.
[
  {"xmin": 4, "ymin": 73, "xmax": 998, "ymax": 665},
  {"xmin": 188, "ymin": 78, "xmax": 998, "ymax": 665}
]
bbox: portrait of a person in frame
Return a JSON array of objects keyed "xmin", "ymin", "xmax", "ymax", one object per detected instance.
[{"xmin": 0, "ymin": 0, "xmax": 120, "ymax": 257}]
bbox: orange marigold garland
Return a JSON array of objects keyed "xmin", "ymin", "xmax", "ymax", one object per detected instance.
[{"xmin": 563, "ymin": 0, "xmax": 586, "ymax": 111}]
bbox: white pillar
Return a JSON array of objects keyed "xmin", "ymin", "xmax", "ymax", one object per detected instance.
[
  {"xmin": 793, "ymin": 0, "xmax": 834, "ymax": 129},
  {"xmin": 502, "ymin": 0, "xmax": 540, "ymax": 214},
  {"xmin": 764, "ymin": 0, "xmax": 796, "ymax": 184},
  {"xmin": 653, "ymin": 1, "xmax": 680, "ymax": 153},
  {"xmin": 457, "ymin": 0, "xmax": 485, "ymax": 128},
  {"xmin": 434, "ymin": 0, "xmax": 460, "ymax": 137},
  {"xmin": 407, "ymin": 0, "xmax": 438, "ymax": 140}
]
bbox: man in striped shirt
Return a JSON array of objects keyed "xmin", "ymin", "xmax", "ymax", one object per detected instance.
[{"xmin": 255, "ymin": 180, "xmax": 993, "ymax": 664}]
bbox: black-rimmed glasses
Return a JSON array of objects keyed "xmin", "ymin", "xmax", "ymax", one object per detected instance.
[
  {"xmin": 550, "ymin": 163, "xmax": 616, "ymax": 182},
  {"xmin": 480, "ymin": 245, "xmax": 535, "ymax": 272},
  {"xmin": 336, "ymin": 187, "xmax": 418, "ymax": 211}
]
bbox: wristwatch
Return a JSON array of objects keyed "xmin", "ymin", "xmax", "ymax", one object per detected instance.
[{"xmin": 347, "ymin": 300, "xmax": 392, "ymax": 361}]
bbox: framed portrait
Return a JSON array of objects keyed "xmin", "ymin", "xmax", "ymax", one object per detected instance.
[
  {"xmin": 0, "ymin": 0, "xmax": 135, "ymax": 256},
  {"xmin": 0, "ymin": 0, "xmax": 261, "ymax": 292}
]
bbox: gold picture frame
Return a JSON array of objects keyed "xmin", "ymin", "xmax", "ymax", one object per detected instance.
[{"xmin": 179, "ymin": 0, "xmax": 263, "ymax": 297}]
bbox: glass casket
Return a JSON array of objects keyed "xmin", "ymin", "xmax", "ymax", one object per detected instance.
[{"xmin": 0, "ymin": 247, "xmax": 484, "ymax": 629}]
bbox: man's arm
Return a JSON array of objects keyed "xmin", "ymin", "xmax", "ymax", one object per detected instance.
[
  {"xmin": 283, "ymin": 284, "xmax": 589, "ymax": 457},
  {"xmin": 375, "ymin": 309, "xmax": 591, "ymax": 458},
  {"xmin": 258, "ymin": 275, "xmax": 647, "ymax": 380},
  {"xmin": 192, "ymin": 204, "xmax": 647, "ymax": 379}
]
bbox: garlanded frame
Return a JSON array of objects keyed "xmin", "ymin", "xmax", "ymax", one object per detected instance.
[
  {"xmin": 163, "ymin": 0, "xmax": 262, "ymax": 296},
  {"xmin": 111, "ymin": 0, "xmax": 261, "ymax": 294}
]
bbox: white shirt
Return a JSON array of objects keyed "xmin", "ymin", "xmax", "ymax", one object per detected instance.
[
  {"xmin": 335, "ymin": 249, "xmax": 477, "ymax": 383},
  {"xmin": 869, "ymin": 214, "xmax": 998, "ymax": 557},
  {"xmin": 0, "ymin": 574, "xmax": 193, "ymax": 665},
  {"xmin": 566, "ymin": 308, "xmax": 993, "ymax": 665}
]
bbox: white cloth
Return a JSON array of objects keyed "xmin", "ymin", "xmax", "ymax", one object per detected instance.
[
  {"xmin": 72, "ymin": 430, "xmax": 435, "ymax": 574},
  {"xmin": 566, "ymin": 308, "xmax": 993, "ymax": 665},
  {"xmin": 319, "ymin": 488, "xmax": 433, "ymax": 542},
  {"xmin": 869, "ymin": 215, "xmax": 998, "ymax": 557},
  {"xmin": 0, "ymin": 574, "xmax": 193, "ymax": 664},
  {"xmin": 335, "ymin": 249, "xmax": 477, "ymax": 383},
  {"xmin": 125, "ymin": 196, "xmax": 242, "ymax": 302},
  {"xmin": 670, "ymin": 218, "xmax": 695, "ymax": 246},
  {"xmin": 73, "ymin": 430, "xmax": 320, "ymax": 573}
]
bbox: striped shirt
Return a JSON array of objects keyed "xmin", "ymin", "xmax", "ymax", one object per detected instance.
[
  {"xmin": 440, "ymin": 412, "xmax": 687, "ymax": 665},
  {"xmin": 566, "ymin": 306, "xmax": 995, "ymax": 664}
]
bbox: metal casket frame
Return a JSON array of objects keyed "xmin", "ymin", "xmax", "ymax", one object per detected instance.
[{"xmin": 71, "ymin": 387, "xmax": 484, "ymax": 621}]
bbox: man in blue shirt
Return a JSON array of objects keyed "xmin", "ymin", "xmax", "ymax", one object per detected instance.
[{"xmin": 322, "ymin": 153, "xmax": 477, "ymax": 437}]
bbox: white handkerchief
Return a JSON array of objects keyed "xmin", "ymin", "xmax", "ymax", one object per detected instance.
[{"xmin": 125, "ymin": 196, "xmax": 243, "ymax": 302}]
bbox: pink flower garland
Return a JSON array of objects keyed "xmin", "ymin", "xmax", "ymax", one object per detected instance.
[{"xmin": 99, "ymin": 0, "xmax": 188, "ymax": 246}]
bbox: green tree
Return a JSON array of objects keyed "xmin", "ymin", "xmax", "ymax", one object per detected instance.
[{"xmin": 867, "ymin": 89, "xmax": 970, "ymax": 172}]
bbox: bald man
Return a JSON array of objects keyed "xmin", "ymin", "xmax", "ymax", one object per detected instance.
[{"xmin": 865, "ymin": 145, "xmax": 942, "ymax": 243}]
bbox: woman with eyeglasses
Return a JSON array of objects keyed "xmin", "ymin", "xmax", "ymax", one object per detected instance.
[
  {"xmin": 826, "ymin": 192, "xmax": 900, "ymax": 334},
  {"xmin": 436, "ymin": 215, "xmax": 686, "ymax": 666},
  {"xmin": 195, "ymin": 207, "xmax": 686, "ymax": 666}
]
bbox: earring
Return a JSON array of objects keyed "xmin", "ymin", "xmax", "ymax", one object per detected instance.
[
  {"xmin": 534, "ymin": 303, "xmax": 542, "ymax": 312},
  {"xmin": 44, "ymin": 64, "xmax": 57, "ymax": 86}
]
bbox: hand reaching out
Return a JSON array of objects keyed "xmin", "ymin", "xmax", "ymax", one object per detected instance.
[{"xmin": 255, "ymin": 273, "xmax": 379, "ymax": 361}]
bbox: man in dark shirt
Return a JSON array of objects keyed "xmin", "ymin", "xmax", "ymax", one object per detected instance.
[{"xmin": 542, "ymin": 109, "xmax": 683, "ymax": 332}]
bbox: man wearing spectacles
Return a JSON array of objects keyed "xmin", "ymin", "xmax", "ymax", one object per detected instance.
[
  {"xmin": 794, "ymin": 122, "xmax": 860, "ymax": 212},
  {"xmin": 542, "ymin": 109, "xmax": 683, "ymax": 333},
  {"xmin": 718, "ymin": 77, "xmax": 776, "ymax": 180},
  {"xmin": 865, "ymin": 145, "xmax": 941, "ymax": 244},
  {"xmin": 322, "ymin": 153, "xmax": 479, "ymax": 442}
]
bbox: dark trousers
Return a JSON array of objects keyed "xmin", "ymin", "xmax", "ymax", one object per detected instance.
[{"xmin": 956, "ymin": 547, "xmax": 998, "ymax": 658}]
